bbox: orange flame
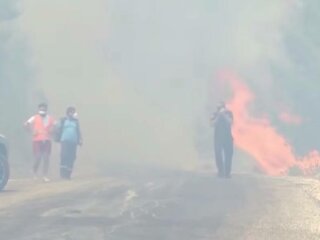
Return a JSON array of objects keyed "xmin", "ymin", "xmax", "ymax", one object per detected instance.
[
  {"xmin": 279, "ymin": 112, "xmax": 302, "ymax": 125},
  {"xmin": 219, "ymin": 71, "xmax": 320, "ymax": 176}
]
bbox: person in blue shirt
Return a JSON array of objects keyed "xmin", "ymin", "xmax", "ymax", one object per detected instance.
[{"xmin": 57, "ymin": 106, "xmax": 82, "ymax": 179}]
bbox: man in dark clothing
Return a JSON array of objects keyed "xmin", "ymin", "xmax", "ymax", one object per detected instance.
[
  {"xmin": 56, "ymin": 107, "xmax": 82, "ymax": 180},
  {"xmin": 212, "ymin": 102, "xmax": 234, "ymax": 178}
]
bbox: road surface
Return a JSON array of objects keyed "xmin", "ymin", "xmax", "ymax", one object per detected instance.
[{"xmin": 0, "ymin": 171, "xmax": 320, "ymax": 240}]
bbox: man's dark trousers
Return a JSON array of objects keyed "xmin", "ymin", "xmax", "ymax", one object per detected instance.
[
  {"xmin": 60, "ymin": 141, "xmax": 77, "ymax": 179},
  {"xmin": 214, "ymin": 138, "xmax": 233, "ymax": 177}
]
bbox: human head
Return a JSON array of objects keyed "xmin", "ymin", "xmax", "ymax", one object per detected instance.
[
  {"xmin": 66, "ymin": 106, "xmax": 77, "ymax": 119},
  {"xmin": 38, "ymin": 103, "xmax": 48, "ymax": 116},
  {"xmin": 217, "ymin": 101, "xmax": 226, "ymax": 111}
]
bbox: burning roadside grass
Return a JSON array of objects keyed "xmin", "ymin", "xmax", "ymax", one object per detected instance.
[{"xmin": 219, "ymin": 70, "xmax": 320, "ymax": 176}]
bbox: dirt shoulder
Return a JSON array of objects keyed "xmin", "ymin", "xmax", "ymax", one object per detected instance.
[{"xmin": 0, "ymin": 177, "xmax": 126, "ymax": 210}]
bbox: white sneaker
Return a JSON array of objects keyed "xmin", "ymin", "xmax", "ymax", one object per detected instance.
[{"xmin": 43, "ymin": 177, "xmax": 50, "ymax": 182}]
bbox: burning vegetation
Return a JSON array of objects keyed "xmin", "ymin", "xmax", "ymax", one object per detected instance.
[{"xmin": 221, "ymin": 70, "xmax": 320, "ymax": 176}]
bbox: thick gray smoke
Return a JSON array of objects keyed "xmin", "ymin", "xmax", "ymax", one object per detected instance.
[
  {"xmin": 0, "ymin": 0, "xmax": 33, "ymax": 174},
  {"xmin": 15, "ymin": 0, "xmax": 320, "ymax": 175}
]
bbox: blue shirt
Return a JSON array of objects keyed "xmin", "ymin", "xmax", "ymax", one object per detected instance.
[{"xmin": 60, "ymin": 119, "xmax": 79, "ymax": 143}]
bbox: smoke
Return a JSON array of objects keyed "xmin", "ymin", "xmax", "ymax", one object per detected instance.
[
  {"xmin": 0, "ymin": 0, "xmax": 33, "ymax": 173},
  {"xmin": 15, "ymin": 0, "xmax": 320, "ymax": 175},
  {"xmin": 278, "ymin": 112, "xmax": 302, "ymax": 125},
  {"xmin": 222, "ymin": 71, "xmax": 320, "ymax": 176}
]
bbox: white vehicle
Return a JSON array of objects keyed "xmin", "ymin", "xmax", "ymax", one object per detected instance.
[{"xmin": 0, "ymin": 135, "xmax": 9, "ymax": 191}]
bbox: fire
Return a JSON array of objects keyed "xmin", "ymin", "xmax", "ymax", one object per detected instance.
[
  {"xmin": 219, "ymin": 71, "xmax": 320, "ymax": 176},
  {"xmin": 279, "ymin": 112, "xmax": 302, "ymax": 125}
]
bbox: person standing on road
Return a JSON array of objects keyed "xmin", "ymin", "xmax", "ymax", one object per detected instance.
[
  {"xmin": 55, "ymin": 106, "xmax": 82, "ymax": 180},
  {"xmin": 24, "ymin": 103, "xmax": 55, "ymax": 182},
  {"xmin": 211, "ymin": 101, "xmax": 234, "ymax": 178}
]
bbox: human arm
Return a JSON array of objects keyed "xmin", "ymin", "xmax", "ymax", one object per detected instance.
[
  {"xmin": 222, "ymin": 110, "xmax": 233, "ymax": 125},
  {"xmin": 24, "ymin": 116, "xmax": 35, "ymax": 129},
  {"xmin": 77, "ymin": 121, "xmax": 83, "ymax": 146}
]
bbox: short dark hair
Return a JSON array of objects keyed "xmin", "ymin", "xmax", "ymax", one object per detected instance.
[
  {"xmin": 217, "ymin": 101, "xmax": 226, "ymax": 109},
  {"xmin": 66, "ymin": 106, "xmax": 76, "ymax": 114},
  {"xmin": 38, "ymin": 103, "xmax": 48, "ymax": 109}
]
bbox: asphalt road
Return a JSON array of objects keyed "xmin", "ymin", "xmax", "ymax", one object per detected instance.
[{"xmin": 0, "ymin": 171, "xmax": 320, "ymax": 240}]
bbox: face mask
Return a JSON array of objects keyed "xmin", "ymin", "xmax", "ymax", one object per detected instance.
[{"xmin": 39, "ymin": 110, "xmax": 47, "ymax": 116}]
